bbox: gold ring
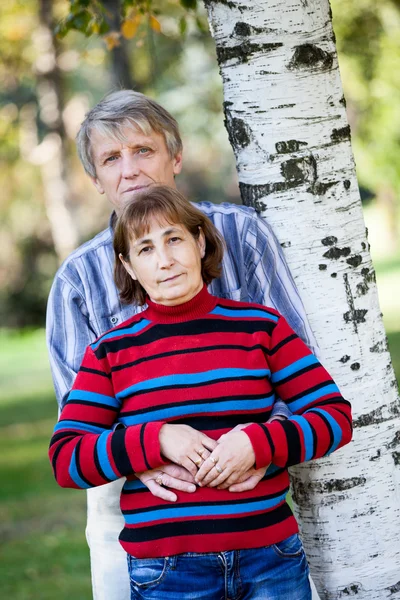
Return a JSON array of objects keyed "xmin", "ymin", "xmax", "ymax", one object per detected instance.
[
  {"xmin": 209, "ymin": 456, "xmax": 218, "ymax": 465},
  {"xmin": 193, "ymin": 457, "xmax": 202, "ymax": 467},
  {"xmin": 197, "ymin": 448, "xmax": 205, "ymax": 457},
  {"xmin": 215, "ymin": 464, "xmax": 223, "ymax": 474},
  {"xmin": 155, "ymin": 474, "xmax": 164, "ymax": 486}
]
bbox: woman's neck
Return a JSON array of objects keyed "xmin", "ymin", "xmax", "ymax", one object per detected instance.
[{"xmin": 144, "ymin": 284, "xmax": 217, "ymax": 323}]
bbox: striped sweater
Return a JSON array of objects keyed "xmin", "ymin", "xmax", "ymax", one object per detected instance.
[{"xmin": 49, "ymin": 285, "xmax": 352, "ymax": 558}]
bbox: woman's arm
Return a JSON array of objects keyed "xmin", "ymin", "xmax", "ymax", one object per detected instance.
[{"xmin": 196, "ymin": 315, "xmax": 352, "ymax": 487}]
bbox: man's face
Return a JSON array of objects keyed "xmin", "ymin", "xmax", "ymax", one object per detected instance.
[{"xmin": 89, "ymin": 125, "xmax": 183, "ymax": 213}]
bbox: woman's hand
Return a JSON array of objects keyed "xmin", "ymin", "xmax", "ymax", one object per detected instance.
[
  {"xmin": 136, "ymin": 464, "xmax": 197, "ymax": 502},
  {"xmin": 195, "ymin": 430, "xmax": 256, "ymax": 488},
  {"xmin": 159, "ymin": 424, "xmax": 217, "ymax": 477}
]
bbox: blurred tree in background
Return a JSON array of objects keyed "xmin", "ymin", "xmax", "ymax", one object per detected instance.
[{"xmin": 0, "ymin": 0, "xmax": 399, "ymax": 327}]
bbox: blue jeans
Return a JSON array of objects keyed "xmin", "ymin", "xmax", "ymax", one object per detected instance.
[{"xmin": 127, "ymin": 534, "xmax": 311, "ymax": 599}]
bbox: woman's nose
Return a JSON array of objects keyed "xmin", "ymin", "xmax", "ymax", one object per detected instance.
[{"xmin": 158, "ymin": 247, "xmax": 174, "ymax": 268}]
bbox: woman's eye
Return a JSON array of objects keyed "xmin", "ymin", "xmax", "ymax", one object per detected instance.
[
  {"xmin": 169, "ymin": 237, "xmax": 181, "ymax": 244},
  {"xmin": 139, "ymin": 246, "xmax": 152, "ymax": 255},
  {"xmin": 105, "ymin": 155, "xmax": 117, "ymax": 163}
]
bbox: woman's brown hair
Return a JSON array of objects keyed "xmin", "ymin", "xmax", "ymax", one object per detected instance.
[{"xmin": 113, "ymin": 185, "xmax": 225, "ymax": 306}]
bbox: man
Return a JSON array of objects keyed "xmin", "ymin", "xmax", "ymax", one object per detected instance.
[{"xmin": 47, "ymin": 90, "xmax": 318, "ymax": 599}]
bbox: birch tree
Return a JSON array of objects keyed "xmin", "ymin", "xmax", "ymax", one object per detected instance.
[{"xmin": 203, "ymin": 0, "xmax": 400, "ymax": 598}]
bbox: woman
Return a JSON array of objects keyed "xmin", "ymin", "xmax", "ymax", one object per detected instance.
[{"xmin": 49, "ymin": 186, "xmax": 352, "ymax": 599}]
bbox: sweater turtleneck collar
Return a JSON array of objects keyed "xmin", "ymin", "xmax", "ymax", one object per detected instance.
[{"xmin": 144, "ymin": 284, "xmax": 217, "ymax": 324}]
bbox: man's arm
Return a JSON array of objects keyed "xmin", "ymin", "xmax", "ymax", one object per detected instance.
[
  {"xmin": 243, "ymin": 209, "xmax": 319, "ymax": 356},
  {"xmin": 46, "ymin": 273, "xmax": 96, "ymax": 409}
]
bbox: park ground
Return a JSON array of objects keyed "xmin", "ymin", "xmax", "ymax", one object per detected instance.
[{"xmin": 0, "ymin": 205, "xmax": 399, "ymax": 599}]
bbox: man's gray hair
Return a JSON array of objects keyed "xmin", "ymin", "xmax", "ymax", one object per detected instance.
[{"xmin": 76, "ymin": 90, "xmax": 183, "ymax": 178}]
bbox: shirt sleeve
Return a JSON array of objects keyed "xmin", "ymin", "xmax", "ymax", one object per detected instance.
[
  {"xmin": 46, "ymin": 273, "xmax": 97, "ymax": 409},
  {"xmin": 49, "ymin": 345, "xmax": 167, "ymax": 489},
  {"xmin": 243, "ymin": 315, "xmax": 352, "ymax": 469},
  {"xmin": 243, "ymin": 211, "xmax": 320, "ymax": 357}
]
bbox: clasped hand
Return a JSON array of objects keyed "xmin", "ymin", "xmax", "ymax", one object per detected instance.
[{"xmin": 136, "ymin": 423, "xmax": 263, "ymax": 501}]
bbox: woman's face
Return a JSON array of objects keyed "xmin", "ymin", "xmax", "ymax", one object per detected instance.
[{"xmin": 121, "ymin": 217, "xmax": 206, "ymax": 306}]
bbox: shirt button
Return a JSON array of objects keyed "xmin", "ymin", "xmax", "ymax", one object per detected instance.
[{"xmin": 110, "ymin": 316, "xmax": 118, "ymax": 324}]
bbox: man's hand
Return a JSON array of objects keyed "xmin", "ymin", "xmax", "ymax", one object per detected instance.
[
  {"xmin": 218, "ymin": 466, "xmax": 268, "ymax": 492},
  {"xmin": 136, "ymin": 464, "xmax": 197, "ymax": 503}
]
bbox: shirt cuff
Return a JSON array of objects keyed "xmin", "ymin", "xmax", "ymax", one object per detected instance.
[
  {"xmin": 243, "ymin": 423, "xmax": 273, "ymax": 469},
  {"xmin": 269, "ymin": 399, "xmax": 291, "ymax": 421}
]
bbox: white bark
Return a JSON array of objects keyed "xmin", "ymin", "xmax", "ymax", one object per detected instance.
[{"xmin": 204, "ymin": 0, "xmax": 400, "ymax": 598}]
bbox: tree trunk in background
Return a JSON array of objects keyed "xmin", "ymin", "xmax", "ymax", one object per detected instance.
[
  {"xmin": 33, "ymin": 0, "xmax": 79, "ymax": 262},
  {"xmin": 102, "ymin": 0, "xmax": 135, "ymax": 90},
  {"xmin": 204, "ymin": 0, "xmax": 400, "ymax": 598}
]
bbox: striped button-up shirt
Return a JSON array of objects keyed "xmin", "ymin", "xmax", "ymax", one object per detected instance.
[{"xmin": 46, "ymin": 202, "xmax": 318, "ymax": 409}]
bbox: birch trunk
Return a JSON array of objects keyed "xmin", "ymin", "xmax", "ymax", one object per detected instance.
[{"xmin": 204, "ymin": 0, "xmax": 400, "ymax": 598}]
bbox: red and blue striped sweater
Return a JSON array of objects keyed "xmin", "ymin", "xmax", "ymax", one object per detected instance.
[{"xmin": 49, "ymin": 285, "xmax": 352, "ymax": 558}]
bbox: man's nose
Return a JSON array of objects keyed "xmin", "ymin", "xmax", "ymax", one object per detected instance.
[{"xmin": 121, "ymin": 153, "xmax": 139, "ymax": 178}]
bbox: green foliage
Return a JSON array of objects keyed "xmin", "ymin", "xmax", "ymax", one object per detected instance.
[
  {"xmin": 331, "ymin": 0, "xmax": 400, "ymax": 198},
  {"xmin": 56, "ymin": 0, "xmax": 202, "ymax": 43}
]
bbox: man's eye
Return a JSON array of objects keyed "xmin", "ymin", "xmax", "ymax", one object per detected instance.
[
  {"xmin": 105, "ymin": 155, "xmax": 117, "ymax": 163},
  {"xmin": 169, "ymin": 237, "xmax": 181, "ymax": 244},
  {"xmin": 138, "ymin": 147, "xmax": 150, "ymax": 154}
]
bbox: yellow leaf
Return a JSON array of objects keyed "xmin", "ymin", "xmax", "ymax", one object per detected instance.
[
  {"xmin": 121, "ymin": 18, "xmax": 139, "ymax": 40},
  {"xmin": 149, "ymin": 15, "xmax": 161, "ymax": 33},
  {"xmin": 103, "ymin": 32, "xmax": 121, "ymax": 51}
]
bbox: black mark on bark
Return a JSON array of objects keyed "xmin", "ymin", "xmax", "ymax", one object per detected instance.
[
  {"xmin": 351, "ymin": 362, "xmax": 360, "ymax": 371},
  {"xmin": 319, "ymin": 264, "xmax": 327, "ymax": 271},
  {"xmin": 324, "ymin": 247, "xmax": 351, "ymax": 260},
  {"xmin": 340, "ymin": 355, "xmax": 350, "ymax": 363},
  {"xmin": 308, "ymin": 180, "xmax": 336, "ymax": 195},
  {"xmin": 392, "ymin": 452, "xmax": 400, "ymax": 466},
  {"xmin": 281, "ymin": 241, "xmax": 291, "ymax": 248},
  {"xmin": 386, "ymin": 431, "xmax": 400, "ymax": 450},
  {"xmin": 331, "ymin": 272, "xmax": 337, "ymax": 278},
  {"xmin": 331, "ymin": 125, "xmax": 351, "ymax": 144},
  {"xmin": 234, "ymin": 21, "xmax": 251, "ymax": 36},
  {"xmin": 369, "ymin": 449, "xmax": 381, "ymax": 462},
  {"xmin": 204, "ymin": 0, "xmax": 236, "ymax": 8},
  {"xmin": 322, "ymin": 236, "xmax": 338, "ymax": 246},
  {"xmin": 288, "ymin": 43, "xmax": 334, "ymax": 71},
  {"xmin": 344, "ymin": 179, "xmax": 351, "ymax": 189},
  {"xmin": 387, "ymin": 580, "xmax": 400, "ymax": 595},
  {"xmin": 291, "ymin": 476, "xmax": 366, "ymax": 504},
  {"xmin": 239, "ymin": 183, "xmax": 267, "ymax": 212},
  {"xmin": 275, "ymin": 103, "xmax": 295, "ymax": 109},
  {"xmin": 226, "ymin": 116, "xmax": 251, "ymax": 148},
  {"xmin": 353, "ymin": 401, "xmax": 400, "ymax": 428},
  {"xmin": 346, "ymin": 255, "xmax": 362, "ymax": 268},
  {"xmin": 343, "ymin": 273, "xmax": 367, "ymax": 332},
  {"xmin": 339, "ymin": 95, "xmax": 347, "ymax": 107},
  {"xmin": 370, "ymin": 338, "xmax": 389, "ymax": 354},
  {"xmin": 216, "ymin": 41, "xmax": 283, "ymax": 65},
  {"xmin": 281, "ymin": 155, "xmax": 317, "ymax": 186},
  {"xmin": 275, "ymin": 140, "xmax": 308, "ymax": 154},
  {"xmin": 337, "ymin": 583, "xmax": 362, "ymax": 597}
]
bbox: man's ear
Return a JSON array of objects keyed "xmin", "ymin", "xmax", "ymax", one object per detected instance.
[
  {"xmin": 198, "ymin": 228, "xmax": 206, "ymax": 259},
  {"xmin": 173, "ymin": 151, "xmax": 183, "ymax": 176},
  {"xmin": 90, "ymin": 176, "xmax": 105, "ymax": 195},
  {"xmin": 119, "ymin": 254, "xmax": 137, "ymax": 281}
]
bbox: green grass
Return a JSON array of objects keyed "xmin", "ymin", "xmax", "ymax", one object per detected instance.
[
  {"xmin": 0, "ymin": 330, "xmax": 91, "ymax": 600},
  {"xmin": 0, "ymin": 316, "xmax": 399, "ymax": 599}
]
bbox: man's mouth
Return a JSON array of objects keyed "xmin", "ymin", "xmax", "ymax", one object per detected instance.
[{"xmin": 123, "ymin": 185, "xmax": 149, "ymax": 194}]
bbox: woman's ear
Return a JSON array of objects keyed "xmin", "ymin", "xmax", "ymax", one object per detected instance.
[
  {"xmin": 119, "ymin": 253, "xmax": 137, "ymax": 281},
  {"xmin": 198, "ymin": 228, "xmax": 206, "ymax": 259}
]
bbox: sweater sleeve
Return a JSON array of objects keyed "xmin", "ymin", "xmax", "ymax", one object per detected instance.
[
  {"xmin": 243, "ymin": 315, "xmax": 352, "ymax": 469},
  {"xmin": 49, "ymin": 345, "xmax": 167, "ymax": 489}
]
